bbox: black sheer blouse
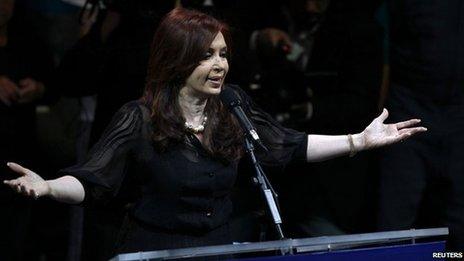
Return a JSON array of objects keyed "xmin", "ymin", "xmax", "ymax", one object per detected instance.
[{"xmin": 59, "ymin": 85, "xmax": 307, "ymax": 234}]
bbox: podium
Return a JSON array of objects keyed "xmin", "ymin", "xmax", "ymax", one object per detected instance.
[{"xmin": 110, "ymin": 227, "xmax": 448, "ymax": 260}]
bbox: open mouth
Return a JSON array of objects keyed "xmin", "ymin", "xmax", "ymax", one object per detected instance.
[{"xmin": 207, "ymin": 76, "xmax": 223, "ymax": 85}]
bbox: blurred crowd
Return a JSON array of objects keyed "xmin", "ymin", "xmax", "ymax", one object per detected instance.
[{"xmin": 1, "ymin": 0, "xmax": 463, "ymax": 260}]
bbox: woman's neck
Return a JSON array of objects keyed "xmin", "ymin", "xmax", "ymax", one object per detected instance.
[{"xmin": 178, "ymin": 87, "xmax": 208, "ymax": 125}]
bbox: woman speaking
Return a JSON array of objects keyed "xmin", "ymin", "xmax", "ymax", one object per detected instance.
[{"xmin": 3, "ymin": 7, "xmax": 425, "ymax": 255}]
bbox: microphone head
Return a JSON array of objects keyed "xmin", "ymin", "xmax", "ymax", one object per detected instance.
[{"xmin": 219, "ymin": 87, "xmax": 241, "ymax": 109}]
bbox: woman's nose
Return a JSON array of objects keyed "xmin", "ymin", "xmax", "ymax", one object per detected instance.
[
  {"xmin": 213, "ymin": 58, "xmax": 226, "ymax": 71},
  {"xmin": 213, "ymin": 64, "xmax": 223, "ymax": 72},
  {"xmin": 213, "ymin": 62, "xmax": 224, "ymax": 72}
]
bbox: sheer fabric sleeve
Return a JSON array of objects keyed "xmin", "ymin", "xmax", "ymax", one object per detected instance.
[
  {"xmin": 226, "ymin": 84, "xmax": 308, "ymax": 166},
  {"xmin": 57, "ymin": 101, "xmax": 146, "ymax": 206}
]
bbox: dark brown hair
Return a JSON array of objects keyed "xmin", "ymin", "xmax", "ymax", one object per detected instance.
[{"xmin": 143, "ymin": 7, "xmax": 243, "ymax": 162}]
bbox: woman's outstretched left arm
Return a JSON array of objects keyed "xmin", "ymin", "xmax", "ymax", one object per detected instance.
[{"xmin": 306, "ymin": 109, "xmax": 427, "ymax": 162}]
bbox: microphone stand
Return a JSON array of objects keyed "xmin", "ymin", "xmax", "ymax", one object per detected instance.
[{"xmin": 244, "ymin": 138, "xmax": 285, "ymax": 241}]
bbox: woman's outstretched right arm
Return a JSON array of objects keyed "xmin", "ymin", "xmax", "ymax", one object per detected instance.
[
  {"xmin": 3, "ymin": 102, "xmax": 146, "ymax": 205},
  {"xmin": 3, "ymin": 162, "xmax": 85, "ymax": 204}
]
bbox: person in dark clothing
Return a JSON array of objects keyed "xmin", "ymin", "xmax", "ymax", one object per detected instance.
[
  {"xmin": 4, "ymin": 7, "xmax": 424, "ymax": 257},
  {"xmin": 0, "ymin": 0, "xmax": 54, "ymax": 260},
  {"xmin": 58, "ymin": 0, "xmax": 177, "ymax": 146},
  {"xmin": 378, "ymin": 0, "xmax": 464, "ymax": 251},
  {"xmin": 251, "ymin": 0, "xmax": 385, "ymax": 237}
]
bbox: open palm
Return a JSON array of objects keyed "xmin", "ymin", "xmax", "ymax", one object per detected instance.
[
  {"xmin": 3, "ymin": 162, "xmax": 50, "ymax": 199},
  {"xmin": 362, "ymin": 109, "xmax": 427, "ymax": 149}
]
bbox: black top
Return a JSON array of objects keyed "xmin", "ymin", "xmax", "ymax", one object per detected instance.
[
  {"xmin": 59, "ymin": 85, "xmax": 307, "ymax": 235},
  {"xmin": 388, "ymin": 0, "xmax": 464, "ymax": 104}
]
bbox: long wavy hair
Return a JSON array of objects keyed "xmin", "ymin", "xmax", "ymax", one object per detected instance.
[{"xmin": 142, "ymin": 8, "xmax": 244, "ymax": 162}]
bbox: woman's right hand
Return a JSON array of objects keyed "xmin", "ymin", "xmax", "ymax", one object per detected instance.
[{"xmin": 3, "ymin": 162, "xmax": 50, "ymax": 199}]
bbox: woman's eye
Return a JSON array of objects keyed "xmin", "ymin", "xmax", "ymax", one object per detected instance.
[
  {"xmin": 220, "ymin": 52, "xmax": 227, "ymax": 58},
  {"xmin": 204, "ymin": 52, "xmax": 212, "ymax": 59}
]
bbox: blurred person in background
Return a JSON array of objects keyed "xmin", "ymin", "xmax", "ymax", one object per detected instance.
[
  {"xmin": 250, "ymin": 0, "xmax": 385, "ymax": 238},
  {"xmin": 58, "ymin": 0, "xmax": 177, "ymax": 146},
  {"xmin": 378, "ymin": 0, "xmax": 464, "ymax": 251},
  {"xmin": 0, "ymin": 0, "xmax": 54, "ymax": 259}
]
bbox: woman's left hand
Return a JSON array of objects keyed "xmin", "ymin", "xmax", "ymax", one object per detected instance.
[{"xmin": 361, "ymin": 108, "xmax": 427, "ymax": 150}]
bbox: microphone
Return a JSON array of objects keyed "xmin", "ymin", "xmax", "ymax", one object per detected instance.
[{"xmin": 219, "ymin": 88, "xmax": 268, "ymax": 151}]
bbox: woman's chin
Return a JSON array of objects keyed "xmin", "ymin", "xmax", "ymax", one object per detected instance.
[
  {"xmin": 210, "ymin": 88, "xmax": 222, "ymax": 96},
  {"xmin": 207, "ymin": 83, "xmax": 223, "ymax": 95}
]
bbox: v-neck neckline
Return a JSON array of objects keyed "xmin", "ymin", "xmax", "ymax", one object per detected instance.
[{"xmin": 186, "ymin": 133, "xmax": 208, "ymax": 154}]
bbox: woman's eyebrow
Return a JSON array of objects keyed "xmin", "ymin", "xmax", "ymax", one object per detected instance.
[{"xmin": 209, "ymin": 45, "xmax": 227, "ymax": 51}]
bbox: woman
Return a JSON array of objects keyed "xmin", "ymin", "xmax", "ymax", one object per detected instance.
[{"xmin": 3, "ymin": 7, "xmax": 425, "ymax": 254}]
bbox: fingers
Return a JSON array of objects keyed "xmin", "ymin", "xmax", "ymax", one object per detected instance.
[
  {"xmin": 3, "ymin": 163, "xmax": 44, "ymax": 199},
  {"xmin": 6, "ymin": 162, "xmax": 30, "ymax": 176},
  {"xmin": 3, "ymin": 176, "xmax": 24, "ymax": 188},
  {"xmin": 382, "ymin": 126, "xmax": 428, "ymax": 146},
  {"xmin": 377, "ymin": 108, "xmax": 389, "ymax": 122},
  {"xmin": 398, "ymin": 127, "xmax": 428, "ymax": 136},
  {"xmin": 392, "ymin": 127, "xmax": 428, "ymax": 145},
  {"xmin": 4, "ymin": 163, "xmax": 31, "ymax": 194},
  {"xmin": 3, "ymin": 178, "xmax": 40, "ymax": 199},
  {"xmin": 397, "ymin": 132, "xmax": 412, "ymax": 142},
  {"xmin": 395, "ymin": 119, "xmax": 421, "ymax": 129}
]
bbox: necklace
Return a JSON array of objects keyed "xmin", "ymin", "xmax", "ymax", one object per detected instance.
[{"xmin": 185, "ymin": 114, "xmax": 208, "ymax": 134}]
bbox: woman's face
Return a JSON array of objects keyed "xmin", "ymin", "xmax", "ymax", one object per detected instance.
[{"xmin": 183, "ymin": 32, "xmax": 229, "ymax": 98}]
